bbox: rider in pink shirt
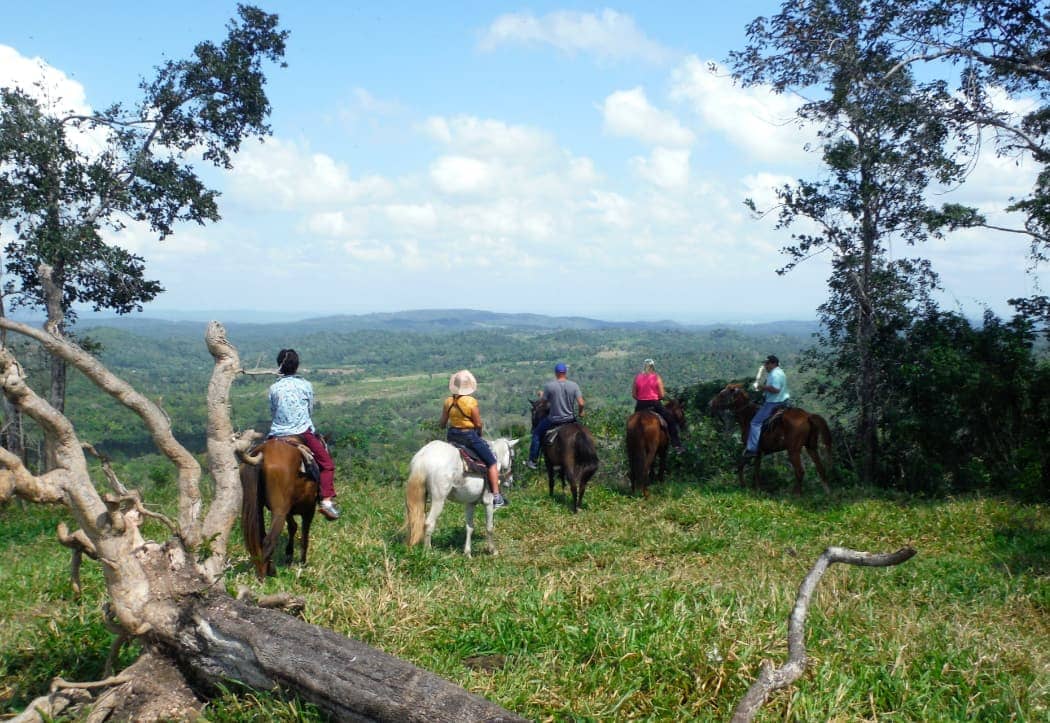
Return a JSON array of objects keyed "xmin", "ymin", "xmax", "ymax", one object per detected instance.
[{"xmin": 632, "ymin": 358, "xmax": 683, "ymax": 452}]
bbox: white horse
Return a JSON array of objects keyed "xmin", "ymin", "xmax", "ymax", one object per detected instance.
[{"xmin": 405, "ymin": 437, "xmax": 518, "ymax": 557}]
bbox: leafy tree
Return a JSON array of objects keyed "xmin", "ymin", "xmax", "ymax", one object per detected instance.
[
  {"xmin": 881, "ymin": 310, "xmax": 1049, "ymax": 498},
  {"xmin": 884, "ymin": 1, "xmax": 1050, "ymax": 331},
  {"xmin": 729, "ymin": 0, "xmax": 968, "ymax": 483},
  {"xmin": 0, "ymin": 4, "xmax": 288, "ymax": 425}
]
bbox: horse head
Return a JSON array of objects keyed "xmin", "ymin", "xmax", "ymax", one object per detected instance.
[
  {"xmin": 709, "ymin": 384, "xmax": 748, "ymax": 414},
  {"xmin": 529, "ymin": 396, "xmax": 549, "ymax": 430},
  {"xmin": 665, "ymin": 397, "xmax": 688, "ymax": 430}
]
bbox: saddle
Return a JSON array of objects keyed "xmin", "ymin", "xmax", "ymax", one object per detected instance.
[
  {"xmin": 543, "ymin": 420, "xmax": 573, "ymax": 446},
  {"xmin": 761, "ymin": 407, "xmax": 789, "ymax": 434},
  {"xmin": 252, "ymin": 435, "xmax": 322, "ymax": 483},
  {"xmin": 451, "ymin": 444, "xmax": 489, "ymax": 475},
  {"xmin": 643, "ymin": 409, "xmax": 668, "ymax": 431}
]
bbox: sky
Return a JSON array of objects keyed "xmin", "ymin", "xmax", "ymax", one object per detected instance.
[{"xmin": 0, "ymin": 1, "xmax": 1044, "ymax": 324}]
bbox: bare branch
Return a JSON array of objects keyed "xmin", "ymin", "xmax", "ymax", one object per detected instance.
[
  {"xmin": 731, "ymin": 546, "xmax": 917, "ymax": 723},
  {"xmin": 57, "ymin": 521, "xmax": 98, "ymax": 596},
  {"xmin": 199, "ymin": 321, "xmax": 255, "ymax": 580},
  {"xmin": 0, "ymin": 445, "xmax": 68, "ymax": 504},
  {"xmin": 82, "ymin": 443, "xmax": 129, "ymax": 496},
  {"xmin": 0, "ymin": 314, "xmax": 204, "ymax": 543}
]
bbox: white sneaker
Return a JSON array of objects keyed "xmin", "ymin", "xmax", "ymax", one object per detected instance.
[
  {"xmin": 526, "ymin": 460, "xmax": 538, "ymax": 470},
  {"xmin": 319, "ymin": 499, "xmax": 340, "ymax": 520}
]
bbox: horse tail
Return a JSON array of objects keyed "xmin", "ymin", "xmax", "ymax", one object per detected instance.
[
  {"xmin": 574, "ymin": 425, "xmax": 600, "ymax": 482},
  {"xmin": 810, "ymin": 414, "xmax": 833, "ymax": 461},
  {"xmin": 405, "ymin": 455, "xmax": 428, "ymax": 547},
  {"xmin": 240, "ymin": 460, "xmax": 265, "ymax": 568},
  {"xmin": 625, "ymin": 418, "xmax": 647, "ymax": 486}
]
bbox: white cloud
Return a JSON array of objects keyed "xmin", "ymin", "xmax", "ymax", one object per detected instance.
[
  {"xmin": 429, "ymin": 155, "xmax": 495, "ymax": 194},
  {"xmin": 229, "ymin": 137, "xmax": 395, "ymax": 208},
  {"xmin": 671, "ymin": 57, "xmax": 818, "ymax": 164},
  {"xmin": 601, "ymin": 87, "xmax": 694, "ymax": 147},
  {"xmin": 631, "ymin": 147, "xmax": 691, "ymax": 189},
  {"xmin": 421, "ymin": 115, "xmax": 556, "ymax": 160},
  {"xmin": 0, "ymin": 44, "xmax": 91, "ymax": 115},
  {"xmin": 478, "ymin": 9, "xmax": 673, "ymax": 65}
]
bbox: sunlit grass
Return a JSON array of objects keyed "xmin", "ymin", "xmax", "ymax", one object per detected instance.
[{"xmin": 2, "ymin": 460, "xmax": 1047, "ymax": 721}]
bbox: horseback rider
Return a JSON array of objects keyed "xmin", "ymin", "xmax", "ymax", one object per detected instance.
[
  {"xmin": 632, "ymin": 358, "xmax": 683, "ymax": 453},
  {"xmin": 745, "ymin": 354, "xmax": 790, "ymax": 458},
  {"xmin": 527, "ymin": 362, "xmax": 585, "ymax": 469},
  {"xmin": 439, "ymin": 369, "xmax": 508, "ymax": 509},
  {"xmin": 269, "ymin": 349, "xmax": 339, "ymax": 520}
]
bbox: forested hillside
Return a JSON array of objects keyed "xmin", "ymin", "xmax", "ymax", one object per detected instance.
[{"xmin": 44, "ymin": 312, "xmax": 816, "ymax": 484}]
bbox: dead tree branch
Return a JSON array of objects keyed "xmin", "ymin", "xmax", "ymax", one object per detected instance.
[
  {"xmin": 731, "ymin": 546, "xmax": 917, "ymax": 723},
  {"xmin": 0, "ymin": 314, "xmax": 205, "ymax": 545}
]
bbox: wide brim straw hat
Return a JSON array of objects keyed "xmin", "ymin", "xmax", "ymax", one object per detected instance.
[{"xmin": 449, "ymin": 369, "xmax": 477, "ymax": 395}]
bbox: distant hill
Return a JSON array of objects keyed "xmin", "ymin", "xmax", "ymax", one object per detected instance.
[{"xmin": 55, "ymin": 308, "xmax": 818, "ymax": 338}]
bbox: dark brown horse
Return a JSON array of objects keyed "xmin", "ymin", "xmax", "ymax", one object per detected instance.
[
  {"xmin": 240, "ymin": 437, "xmax": 319, "ymax": 578},
  {"xmin": 709, "ymin": 384, "xmax": 832, "ymax": 495},
  {"xmin": 625, "ymin": 399, "xmax": 687, "ymax": 498},
  {"xmin": 530, "ymin": 398, "xmax": 599, "ymax": 513}
]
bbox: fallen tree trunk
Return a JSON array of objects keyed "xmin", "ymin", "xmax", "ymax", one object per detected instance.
[{"xmin": 165, "ymin": 593, "xmax": 526, "ymax": 722}]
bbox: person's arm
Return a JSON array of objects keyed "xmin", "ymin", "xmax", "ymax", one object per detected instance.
[
  {"xmin": 439, "ymin": 399, "xmax": 450, "ymax": 428},
  {"xmin": 470, "ymin": 406, "xmax": 484, "ymax": 435},
  {"xmin": 577, "ymin": 395, "xmax": 585, "ymax": 416},
  {"xmin": 631, "ymin": 376, "xmax": 640, "ymax": 400},
  {"xmin": 657, "ymin": 375, "xmax": 666, "ymax": 400}
]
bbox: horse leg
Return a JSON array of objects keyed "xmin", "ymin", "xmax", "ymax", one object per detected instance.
[
  {"xmin": 484, "ymin": 501, "xmax": 497, "ymax": 556},
  {"xmin": 752, "ymin": 455, "xmax": 762, "ymax": 489},
  {"xmin": 263, "ymin": 509, "xmax": 287, "ymax": 577},
  {"xmin": 423, "ymin": 495, "xmax": 447, "ymax": 551},
  {"xmin": 284, "ymin": 516, "xmax": 298, "ymax": 564},
  {"xmin": 805, "ymin": 444, "xmax": 831, "ymax": 494},
  {"xmin": 463, "ymin": 503, "xmax": 475, "ymax": 558},
  {"xmin": 789, "ymin": 448, "xmax": 805, "ymax": 495},
  {"xmin": 737, "ymin": 453, "xmax": 748, "ymax": 487},
  {"xmin": 300, "ymin": 510, "xmax": 314, "ymax": 565}
]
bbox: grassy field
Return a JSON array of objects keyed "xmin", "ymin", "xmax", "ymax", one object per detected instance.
[{"xmin": 1, "ymin": 444, "xmax": 1047, "ymax": 721}]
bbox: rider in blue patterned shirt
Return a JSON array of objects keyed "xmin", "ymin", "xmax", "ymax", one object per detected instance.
[{"xmin": 269, "ymin": 349, "xmax": 339, "ymax": 520}]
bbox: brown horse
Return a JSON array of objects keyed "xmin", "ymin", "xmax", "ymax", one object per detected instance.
[
  {"xmin": 625, "ymin": 399, "xmax": 687, "ymax": 498},
  {"xmin": 530, "ymin": 398, "xmax": 599, "ymax": 513},
  {"xmin": 709, "ymin": 384, "xmax": 832, "ymax": 495},
  {"xmin": 240, "ymin": 437, "xmax": 319, "ymax": 579}
]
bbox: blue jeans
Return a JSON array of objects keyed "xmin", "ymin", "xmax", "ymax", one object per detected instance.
[
  {"xmin": 529, "ymin": 416, "xmax": 555, "ymax": 462},
  {"xmin": 446, "ymin": 427, "xmax": 497, "ymax": 466},
  {"xmin": 747, "ymin": 402, "xmax": 784, "ymax": 453}
]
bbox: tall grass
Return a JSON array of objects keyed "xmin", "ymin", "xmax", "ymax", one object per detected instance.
[{"xmin": 2, "ymin": 452, "xmax": 1047, "ymax": 721}]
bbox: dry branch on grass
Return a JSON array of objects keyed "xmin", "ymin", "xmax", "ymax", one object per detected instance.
[{"xmin": 730, "ymin": 545, "xmax": 917, "ymax": 723}]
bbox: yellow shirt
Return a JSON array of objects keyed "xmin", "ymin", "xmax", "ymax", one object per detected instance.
[{"xmin": 445, "ymin": 395, "xmax": 478, "ymax": 429}]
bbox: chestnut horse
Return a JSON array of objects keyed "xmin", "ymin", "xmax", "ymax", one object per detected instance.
[
  {"xmin": 530, "ymin": 398, "xmax": 599, "ymax": 513},
  {"xmin": 240, "ymin": 437, "xmax": 320, "ymax": 579},
  {"xmin": 709, "ymin": 384, "xmax": 832, "ymax": 495},
  {"xmin": 625, "ymin": 399, "xmax": 687, "ymax": 498}
]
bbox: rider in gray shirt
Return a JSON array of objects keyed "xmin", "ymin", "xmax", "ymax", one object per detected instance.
[{"xmin": 527, "ymin": 363, "xmax": 585, "ymax": 467}]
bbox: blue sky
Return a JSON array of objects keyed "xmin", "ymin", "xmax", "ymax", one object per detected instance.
[{"xmin": 1, "ymin": 2, "xmax": 1043, "ymax": 323}]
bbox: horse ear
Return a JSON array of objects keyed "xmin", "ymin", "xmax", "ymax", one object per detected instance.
[{"xmin": 507, "ymin": 438, "xmax": 520, "ymax": 448}]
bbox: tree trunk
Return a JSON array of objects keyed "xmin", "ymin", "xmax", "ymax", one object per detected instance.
[{"xmin": 161, "ymin": 592, "xmax": 526, "ymax": 722}]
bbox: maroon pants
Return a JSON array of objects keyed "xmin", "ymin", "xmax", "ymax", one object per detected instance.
[{"xmin": 301, "ymin": 430, "xmax": 336, "ymax": 499}]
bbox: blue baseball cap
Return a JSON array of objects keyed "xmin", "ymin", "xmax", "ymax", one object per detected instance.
[{"xmin": 554, "ymin": 363, "xmax": 568, "ymax": 374}]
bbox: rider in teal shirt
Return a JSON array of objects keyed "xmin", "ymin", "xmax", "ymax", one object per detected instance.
[{"xmin": 746, "ymin": 354, "xmax": 790, "ymax": 455}]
